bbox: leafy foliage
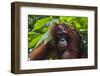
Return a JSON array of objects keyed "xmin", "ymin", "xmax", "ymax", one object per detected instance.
[{"xmin": 28, "ymin": 15, "xmax": 88, "ymax": 56}]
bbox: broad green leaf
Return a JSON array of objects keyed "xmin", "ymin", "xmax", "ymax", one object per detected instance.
[
  {"xmin": 28, "ymin": 32, "xmax": 36, "ymax": 36},
  {"xmin": 75, "ymin": 23, "xmax": 81, "ymax": 29},
  {"xmin": 32, "ymin": 17, "xmax": 51, "ymax": 31},
  {"xmin": 80, "ymin": 29, "xmax": 87, "ymax": 31},
  {"xmin": 59, "ymin": 16, "xmax": 65, "ymax": 23},
  {"xmin": 35, "ymin": 30, "xmax": 51, "ymax": 48},
  {"xmin": 28, "ymin": 35, "xmax": 42, "ymax": 49}
]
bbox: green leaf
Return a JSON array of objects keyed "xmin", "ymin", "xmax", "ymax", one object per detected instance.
[
  {"xmin": 35, "ymin": 30, "xmax": 51, "ymax": 48},
  {"xmin": 75, "ymin": 23, "xmax": 81, "ymax": 29},
  {"xmin": 28, "ymin": 35, "xmax": 42, "ymax": 49},
  {"xmin": 59, "ymin": 16, "xmax": 65, "ymax": 23},
  {"xmin": 32, "ymin": 17, "xmax": 51, "ymax": 31}
]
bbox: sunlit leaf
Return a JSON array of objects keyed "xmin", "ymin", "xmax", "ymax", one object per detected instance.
[
  {"xmin": 35, "ymin": 30, "xmax": 51, "ymax": 48},
  {"xmin": 32, "ymin": 17, "xmax": 51, "ymax": 31},
  {"xmin": 28, "ymin": 35, "xmax": 42, "ymax": 49}
]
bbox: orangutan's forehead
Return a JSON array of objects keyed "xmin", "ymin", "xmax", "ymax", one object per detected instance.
[{"xmin": 57, "ymin": 25, "xmax": 65, "ymax": 31}]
